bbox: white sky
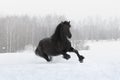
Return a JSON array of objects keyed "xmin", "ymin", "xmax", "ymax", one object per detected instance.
[{"xmin": 0, "ymin": 0, "xmax": 120, "ymax": 21}]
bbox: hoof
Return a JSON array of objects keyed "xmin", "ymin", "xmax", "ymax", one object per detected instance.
[
  {"xmin": 46, "ymin": 56, "xmax": 52, "ymax": 62},
  {"xmin": 79, "ymin": 59, "xmax": 83, "ymax": 63},
  {"xmin": 49, "ymin": 56, "xmax": 53, "ymax": 61},
  {"xmin": 46, "ymin": 59, "xmax": 51, "ymax": 62},
  {"xmin": 79, "ymin": 55, "xmax": 85, "ymax": 63},
  {"xmin": 63, "ymin": 54, "xmax": 71, "ymax": 60}
]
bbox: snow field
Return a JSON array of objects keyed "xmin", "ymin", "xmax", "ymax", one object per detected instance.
[{"xmin": 0, "ymin": 41, "xmax": 120, "ymax": 80}]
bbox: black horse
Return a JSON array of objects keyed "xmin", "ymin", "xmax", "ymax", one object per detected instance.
[{"xmin": 35, "ymin": 21, "xmax": 84, "ymax": 63}]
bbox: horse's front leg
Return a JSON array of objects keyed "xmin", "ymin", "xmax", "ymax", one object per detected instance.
[
  {"xmin": 62, "ymin": 52, "xmax": 71, "ymax": 60},
  {"xmin": 58, "ymin": 50, "xmax": 71, "ymax": 60},
  {"xmin": 69, "ymin": 47, "xmax": 85, "ymax": 63}
]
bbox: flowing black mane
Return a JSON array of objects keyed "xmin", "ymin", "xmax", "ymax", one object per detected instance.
[{"xmin": 51, "ymin": 22, "xmax": 63, "ymax": 41}]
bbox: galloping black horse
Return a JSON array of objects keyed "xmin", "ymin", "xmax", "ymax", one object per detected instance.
[{"xmin": 35, "ymin": 21, "xmax": 84, "ymax": 63}]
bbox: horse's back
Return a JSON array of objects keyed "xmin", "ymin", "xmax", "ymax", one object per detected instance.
[{"xmin": 39, "ymin": 38, "xmax": 54, "ymax": 48}]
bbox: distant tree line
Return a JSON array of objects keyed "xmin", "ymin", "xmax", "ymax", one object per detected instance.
[
  {"xmin": 0, "ymin": 15, "xmax": 67, "ymax": 52},
  {"xmin": 0, "ymin": 15, "xmax": 120, "ymax": 52},
  {"xmin": 73, "ymin": 16, "xmax": 120, "ymax": 40}
]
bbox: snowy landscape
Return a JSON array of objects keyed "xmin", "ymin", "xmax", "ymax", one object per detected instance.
[
  {"xmin": 0, "ymin": 40, "xmax": 120, "ymax": 80},
  {"xmin": 0, "ymin": 0, "xmax": 120, "ymax": 80}
]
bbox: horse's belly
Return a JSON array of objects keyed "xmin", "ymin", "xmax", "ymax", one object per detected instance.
[
  {"xmin": 43, "ymin": 42, "xmax": 60, "ymax": 56},
  {"xmin": 40, "ymin": 38, "xmax": 71, "ymax": 56},
  {"xmin": 43, "ymin": 48, "xmax": 61, "ymax": 56}
]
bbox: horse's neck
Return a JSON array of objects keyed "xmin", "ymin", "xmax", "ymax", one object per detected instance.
[
  {"xmin": 51, "ymin": 26, "xmax": 67, "ymax": 42},
  {"xmin": 51, "ymin": 35, "xmax": 67, "ymax": 43},
  {"xmin": 61, "ymin": 36, "xmax": 67, "ymax": 42}
]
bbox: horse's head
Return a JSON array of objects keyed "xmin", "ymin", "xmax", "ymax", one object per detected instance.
[
  {"xmin": 52, "ymin": 21, "xmax": 72, "ymax": 41},
  {"xmin": 61, "ymin": 21, "xmax": 72, "ymax": 38}
]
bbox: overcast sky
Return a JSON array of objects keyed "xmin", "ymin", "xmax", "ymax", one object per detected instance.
[{"xmin": 0, "ymin": 0, "xmax": 120, "ymax": 21}]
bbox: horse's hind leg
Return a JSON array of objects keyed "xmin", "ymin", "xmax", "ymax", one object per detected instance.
[
  {"xmin": 35, "ymin": 48, "xmax": 51, "ymax": 62},
  {"xmin": 42, "ymin": 53, "xmax": 51, "ymax": 62}
]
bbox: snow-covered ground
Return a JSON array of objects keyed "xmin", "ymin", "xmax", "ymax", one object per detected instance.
[{"xmin": 0, "ymin": 41, "xmax": 120, "ymax": 80}]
